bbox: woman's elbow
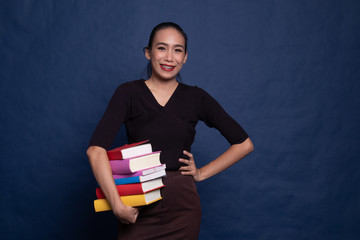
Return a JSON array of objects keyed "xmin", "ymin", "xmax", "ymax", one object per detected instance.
[
  {"xmin": 86, "ymin": 146, "xmax": 106, "ymax": 162},
  {"xmin": 244, "ymin": 137, "xmax": 254, "ymax": 154},
  {"xmin": 232, "ymin": 138, "xmax": 254, "ymax": 156}
]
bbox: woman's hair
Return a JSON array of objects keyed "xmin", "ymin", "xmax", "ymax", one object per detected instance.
[{"xmin": 144, "ymin": 22, "xmax": 188, "ymax": 81}]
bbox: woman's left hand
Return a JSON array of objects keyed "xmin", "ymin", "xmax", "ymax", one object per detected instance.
[{"xmin": 179, "ymin": 150, "xmax": 202, "ymax": 182}]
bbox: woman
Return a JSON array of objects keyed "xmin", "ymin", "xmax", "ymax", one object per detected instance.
[{"xmin": 87, "ymin": 22, "xmax": 254, "ymax": 239}]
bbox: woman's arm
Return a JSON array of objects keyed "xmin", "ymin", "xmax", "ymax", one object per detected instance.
[
  {"xmin": 179, "ymin": 137, "xmax": 254, "ymax": 182},
  {"xmin": 87, "ymin": 146, "xmax": 139, "ymax": 223}
]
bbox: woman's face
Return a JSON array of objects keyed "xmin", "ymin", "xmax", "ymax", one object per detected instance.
[{"xmin": 145, "ymin": 27, "xmax": 188, "ymax": 81}]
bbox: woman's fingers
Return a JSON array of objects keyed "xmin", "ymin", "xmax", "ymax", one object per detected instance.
[
  {"xmin": 115, "ymin": 205, "xmax": 139, "ymax": 224},
  {"xmin": 179, "ymin": 158, "xmax": 192, "ymax": 165},
  {"xmin": 179, "ymin": 165, "xmax": 195, "ymax": 172},
  {"xmin": 179, "ymin": 150, "xmax": 198, "ymax": 177},
  {"xmin": 179, "ymin": 150, "xmax": 202, "ymax": 182},
  {"xmin": 182, "ymin": 150, "xmax": 193, "ymax": 159}
]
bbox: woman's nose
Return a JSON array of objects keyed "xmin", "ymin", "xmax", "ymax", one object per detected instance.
[{"xmin": 164, "ymin": 51, "xmax": 173, "ymax": 61}]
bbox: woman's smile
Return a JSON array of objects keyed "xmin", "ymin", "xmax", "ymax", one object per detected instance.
[{"xmin": 160, "ymin": 64, "xmax": 175, "ymax": 71}]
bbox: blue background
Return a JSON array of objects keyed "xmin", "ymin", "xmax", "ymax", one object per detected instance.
[{"xmin": 1, "ymin": 0, "xmax": 360, "ymax": 239}]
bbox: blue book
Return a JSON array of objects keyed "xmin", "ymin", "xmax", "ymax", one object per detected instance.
[{"xmin": 114, "ymin": 167, "xmax": 166, "ymax": 185}]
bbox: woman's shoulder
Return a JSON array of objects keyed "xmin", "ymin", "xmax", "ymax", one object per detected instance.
[
  {"xmin": 179, "ymin": 82, "xmax": 210, "ymax": 98},
  {"xmin": 116, "ymin": 79, "xmax": 144, "ymax": 89},
  {"xmin": 108, "ymin": 80, "xmax": 144, "ymax": 101},
  {"xmin": 113, "ymin": 79, "xmax": 145, "ymax": 93},
  {"xmin": 179, "ymin": 81, "xmax": 205, "ymax": 92}
]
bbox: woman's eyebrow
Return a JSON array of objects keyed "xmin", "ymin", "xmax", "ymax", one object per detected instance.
[{"xmin": 155, "ymin": 42, "xmax": 185, "ymax": 49}]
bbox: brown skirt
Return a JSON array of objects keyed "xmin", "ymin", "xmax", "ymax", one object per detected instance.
[{"xmin": 118, "ymin": 170, "xmax": 201, "ymax": 240}]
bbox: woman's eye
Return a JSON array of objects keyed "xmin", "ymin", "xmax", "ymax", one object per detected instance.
[
  {"xmin": 175, "ymin": 49, "xmax": 183, "ymax": 53},
  {"xmin": 157, "ymin": 47, "xmax": 166, "ymax": 51}
]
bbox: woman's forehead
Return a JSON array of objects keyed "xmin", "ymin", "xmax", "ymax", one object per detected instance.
[{"xmin": 152, "ymin": 28, "xmax": 186, "ymax": 47}]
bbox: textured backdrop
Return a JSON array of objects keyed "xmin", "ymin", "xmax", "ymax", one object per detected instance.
[{"xmin": 1, "ymin": 0, "xmax": 360, "ymax": 239}]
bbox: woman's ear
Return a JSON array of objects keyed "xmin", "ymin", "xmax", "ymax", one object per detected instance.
[
  {"xmin": 145, "ymin": 48, "xmax": 151, "ymax": 60},
  {"xmin": 183, "ymin": 51, "xmax": 188, "ymax": 64}
]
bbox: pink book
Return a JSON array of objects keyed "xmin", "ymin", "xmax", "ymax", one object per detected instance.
[{"xmin": 109, "ymin": 152, "xmax": 161, "ymax": 175}]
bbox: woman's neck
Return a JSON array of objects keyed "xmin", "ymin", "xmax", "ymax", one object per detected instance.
[
  {"xmin": 145, "ymin": 77, "xmax": 179, "ymax": 107},
  {"xmin": 145, "ymin": 77, "xmax": 178, "ymax": 92}
]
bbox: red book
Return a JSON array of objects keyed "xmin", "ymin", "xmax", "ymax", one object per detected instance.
[
  {"xmin": 107, "ymin": 140, "xmax": 151, "ymax": 160},
  {"xmin": 96, "ymin": 178, "xmax": 165, "ymax": 198}
]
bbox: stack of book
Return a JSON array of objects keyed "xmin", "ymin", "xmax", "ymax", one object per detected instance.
[{"xmin": 94, "ymin": 140, "xmax": 166, "ymax": 212}]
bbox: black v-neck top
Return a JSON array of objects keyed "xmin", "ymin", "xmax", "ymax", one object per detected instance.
[{"xmin": 89, "ymin": 79, "xmax": 248, "ymax": 170}]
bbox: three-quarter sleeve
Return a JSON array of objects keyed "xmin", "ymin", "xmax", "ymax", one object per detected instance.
[
  {"xmin": 198, "ymin": 88, "xmax": 248, "ymax": 145},
  {"xmin": 88, "ymin": 84, "xmax": 131, "ymax": 150}
]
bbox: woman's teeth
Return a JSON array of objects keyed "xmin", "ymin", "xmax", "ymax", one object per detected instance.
[{"xmin": 161, "ymin": 65, "xmax": 175, "ymax": 70}]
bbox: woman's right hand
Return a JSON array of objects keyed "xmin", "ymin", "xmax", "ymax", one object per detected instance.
[
  {"xmin": 87, "ymin": 146, "xmax": 139, "ymax": 224},
  {"xmin": 113, "ymin": 204, "xmax": 139, "ymax": 224}
]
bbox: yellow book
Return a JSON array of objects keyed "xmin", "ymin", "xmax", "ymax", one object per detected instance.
[{"xmin": 94, "ymin": 189, "xmax": 162, "ymax": 212}]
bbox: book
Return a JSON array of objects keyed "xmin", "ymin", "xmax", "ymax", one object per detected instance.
[
  {"xmin": 114, "ymin": 168, "xmax": 166, "ymax": 185},
  {"xmin": 109, "ymin": 151, "xmax": 161, "ymax": 175},
  {"xmin": 96, "ymin": 178, "xmax": 165, "ymax": 199},
  {"xmin": 107, "ymin": 140, "xmax": 152, "ymax": 160},
  {"xmin": 113, "ymin": 164, "xmax": 166, "ymax": 179},
  {"xmin": 94, "ymin": 189, "xmax": 162, "ymax": 212}
]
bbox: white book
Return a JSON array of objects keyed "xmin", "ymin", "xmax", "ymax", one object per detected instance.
[{"xmin": 121, "ymin": 143, "xmax": 153, "ymax": 159}]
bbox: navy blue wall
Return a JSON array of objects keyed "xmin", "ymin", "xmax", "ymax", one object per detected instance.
[{"xmin": 1, "ymin": 0, "xmax": 359, "ymax": 239}]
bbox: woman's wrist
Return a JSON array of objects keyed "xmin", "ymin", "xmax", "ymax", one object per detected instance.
[
  {"xmin": 194, "ymin": 168, "xmax": 203, "ymax": 182},
  {"xmin": 112, "ymin": 200, "xmax": 127, "ymax": 218}
]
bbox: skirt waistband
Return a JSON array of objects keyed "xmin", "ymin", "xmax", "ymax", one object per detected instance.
[{"xmin": 165, "ymin": 170, "xmax": 183, "ymax": 177}]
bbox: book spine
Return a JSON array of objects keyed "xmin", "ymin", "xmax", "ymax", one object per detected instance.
[
  {"xmin": 109, "ymin": 159, "xmax": 132, "ymax": 174},
  {"xmin": 107, "ymin": 151, "xmax": 123, "ymax": 160},
  {"xmin": 113, "ymin": 171, "xmax": 142, "ymax": 179},
  {"xmin": 114, "ymin": 176, "xmax": 140, "ymax": 185},
  {"xmin": 94, "ymin": 194, "xmax": 147, "ymax": 212},
  {"xmin": 96, "ymin": 183, "xmax": 144, "ymax": 199}
]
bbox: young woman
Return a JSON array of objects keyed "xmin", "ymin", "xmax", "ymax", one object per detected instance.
[{"xmin": 87, "ymin": 22, "xmax": 254, "ymax": 239}]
